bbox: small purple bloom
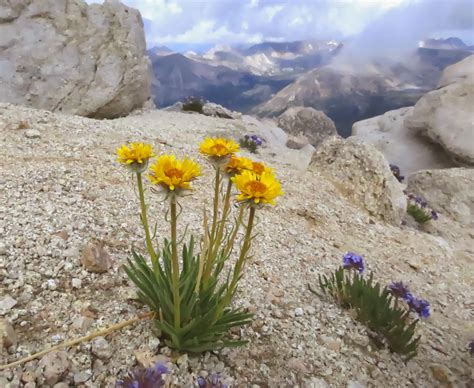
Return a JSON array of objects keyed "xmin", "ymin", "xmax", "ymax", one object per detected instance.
[
  {"xmin": 342, "ymin": 252, "xmax": 365, "ymax": 273},
  {"xmin": 250, "ymin": 135, "xmax": 263, "ymax": 146},
  {"xmin": 406, "ymin": 295, "xmax": 430, "ymax": 318},
  {"xmin": 431, "ymin": 210, "xmax": 438, "ymax": 220},
  {"xmin": 116, "ymin": 363, "xmax": 168, "ymax": 388},
  {"xmin": 388, "ymin": 282, "xmax": 411, "ymax": 300},
  {"xmin": 197, "ymin": 374, "xmax": 228, "ymax": 388}
]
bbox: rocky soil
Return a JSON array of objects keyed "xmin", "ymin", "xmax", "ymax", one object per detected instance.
[{"xmin": 0, "ymin": 103, "xmax": 473, "ymax": 387}]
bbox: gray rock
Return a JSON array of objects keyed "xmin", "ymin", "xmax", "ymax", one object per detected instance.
[
  {"xmin": 80, "ymin": 242, "xmax": 112, "ymax": 273},
  {"xmin": 407, "ymin": 168, "xmax": 474, "ymax": 225},
  {"xmin": 277, "ymin": 107, "xmax": 337, "ymax": 148},
  {"xmin": 0, "ymin": 0, "xmax": 151, "ymax": 118},
  {"xmin": 38, "ymin": 351, "xmax": 69, "ymax": 385},
  {"xmin": 0, "ymin": 319, "xmax": 18, "ymax": 350},
  {"xmin": 309, "ymin": 137, "xmax": 406, "ymax": 225},
  {"xmin": 202, "ymin": 102, "xmax": 242, "ymax": 120},
  {"xmin": 0, "ymin": 295, "xmax": 17, "ymax": 313},
  {"xmin": 92, "ymin": 336, "xmax": 113, "ymax": 360},
  {"xmin": 352, "ymin": 107, "xmax": 455, "ymax": 175},
  {"xmin": 405, "ymin": 57, "xmax": 474, "ymax": 165},
  {"xmin": 437, "ymin": 55, "xmax": 474, "ymax": 88},
  {"xmin": 24, "ymin": 129, "xmax": 41, "ymax": 139}
]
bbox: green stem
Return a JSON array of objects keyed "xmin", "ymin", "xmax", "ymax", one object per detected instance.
[
  {"xmin": 209, "ymin": 178, "xmax": 233, "ymax": 262},
  {"xmin": 210, "ymin": 167, "xmax": 221, "ymax": 242},
  {"xmin": 222, "ymin": 206, "xmax": 256, "ymax": 307},
  {"xmin": 170, "ymin": 197, "xmax": 181, "ymax": 329},
  {"xmin": 136, "ymin": 172, "xmax": 157, "ymax": 263}
]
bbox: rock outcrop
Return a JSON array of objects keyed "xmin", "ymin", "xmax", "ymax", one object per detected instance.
[
  {"xmin": 276, "ymin": 107, "xmax": 337, "ymax": 149},
  {"xmin": 407, "ymin": 168, "xmax": 474, "ymax": 225},
  {"xmin": 352, "ymin": 107, "xmax": 455, "ymax": 175},
  {"xmin": 353, "ymin": 55, "xmax": 474, "ymax": 172},
  {"xmin": 405, "ymin": 71, "xmax": 474, "ymax": 165},
  {"xmin": 309, "ymin": 137, "xmax": 406, "ymax": 225},
  {"xmin": 0, "ymin": 0, "xmax": 151, "ymax": 118}
]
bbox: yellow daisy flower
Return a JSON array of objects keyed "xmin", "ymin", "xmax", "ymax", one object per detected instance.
[
  {"xmin": 249, "ymin": 160, "xmax": 273, "ymax": 175},
  {"xmin": 232, "ymin": 170, "xmax": 283, "ymax": 205},
  {"xmin": 148, "ymin": 154, "xmax": 201, "ymax": 192},
  {"xmin": 199, "ymin": 138, "xmax": 240, "ymax": 159},
  {"xmin": 117, "ymin": 142, "xmax": 155, "ymax": 166},
  {"xmin": 225, "ymin": 155, "xmax": 253, "ymax": 176}
]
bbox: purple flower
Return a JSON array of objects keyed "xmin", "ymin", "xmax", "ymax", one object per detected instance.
[
  {"xmin": 431, "ymin": 210, "xmax": 438, "ymax": 220},
  {"xmin": 250, "ymin": 135, "xmax": 263, "ymax": 146},
  {"xmin": 116, "ymin": 363, "xmax": 168, "ymax": 388},
  {"xmin": 388, "ymin": 282, "xmax": 411, "ymax": 300},
  {"xmin": 406, "ymin": 295, "xmax": 430, "ymax": 318},
  {"xmin": 197, "ymin": 374, "xmax": 228, "ymax": 388},
  {"xmin": 389, "ymin": 164, "xmax": 404, "ymax": 182},
  {"xmin": 342, "ymin": 252, "xmax": 365, "ymax": 273}
]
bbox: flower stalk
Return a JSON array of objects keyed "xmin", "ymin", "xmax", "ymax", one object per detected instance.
[
  {"xmin": 137, "ymin": 172, "xmax": 157, "ymax": 263},
  {"xmin": 169, "ymin": 196, "xmax": 181, "ymax": 329}
]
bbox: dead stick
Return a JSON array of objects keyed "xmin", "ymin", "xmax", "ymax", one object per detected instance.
[{"xmin": 0, "ymin": 311, "xmax": 154, "ymax": 371}]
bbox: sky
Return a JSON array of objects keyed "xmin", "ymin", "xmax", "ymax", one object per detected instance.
[{"xmin": 87, "ymin": 0, "xmax": 474, "ymax": 51}]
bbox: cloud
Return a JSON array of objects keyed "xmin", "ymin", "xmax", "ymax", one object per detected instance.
[{"xmin": 86, "ymin": 0, "xmax": 474, "ymax": 50}]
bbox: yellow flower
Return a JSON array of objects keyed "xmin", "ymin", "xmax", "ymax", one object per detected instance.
[
  {"xmin": 232, "ymin": 170, "xmax": 283, "ymax": 205},
  {"xmin": 199, "ymin": 138, "xmax": 240, "ymax": 158},
  {"xmin": 225, "ymin": 155, "xmax": 253, "ymax": 175},
  {"xmin": 249, "ymin": 160, "xmax": 273, "ymax": 175},
  {"xmin": 117, "ymin": 143, "xmax": 154, "ymax": 166},
  {"xmin": 148, "ymin": 154, "xmax": 201, "ymax": 191}
]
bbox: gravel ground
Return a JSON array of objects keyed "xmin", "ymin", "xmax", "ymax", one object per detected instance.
[{"xmin": 0, "ymin": 103, "xmax": 473, "ymax": 387}]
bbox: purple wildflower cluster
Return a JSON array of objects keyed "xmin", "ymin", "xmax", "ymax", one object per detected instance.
[
  {"xmin": 116, "ymin": 363, "xmax": 168, "ymax": 388},
  {"xmin": 388, "ymin": 281, "xmax": 430, "ymax": 319},
  {"xmin": 197, "ymin": 373, "xmax": 228, "ymax": 388},
  {"xmin": 405, "ymin": 192, "xmax": 438, "ymax": 222},
  {"xmin": 389, "ymin": 164, "xmax": 404, "ymax": 182},
  {"xmin": 248, "ymin": 134, "xmax": 263, "ymax": 146},
  {"xmin": 342, "ymin": 252, "xmax": 365, "ymax": 273}
]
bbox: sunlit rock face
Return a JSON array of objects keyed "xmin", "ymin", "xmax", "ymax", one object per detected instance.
[{"xmin": 0, "ymin": 0, "xmax": 151, "ymax": 118}]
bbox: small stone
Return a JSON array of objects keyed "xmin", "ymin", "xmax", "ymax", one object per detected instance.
[
  {"xmin": 430, "ymin": 364, "xmax": 456, "ymax": 386},
  {"xmin": 347, "ymin": 381, "xmax": 365, "ymax": 388},
  {"xmin": 92, "ymin": 337, "xmax": 112, "ymax": 360},
  {"xmin": 304, "ymin": 377, "xmax": 330, "ymax": 388},
  {"xmin": 0, "ymin": 243, "xmax": 6, "ymax": 255},
  {"xmin": 294, "ymin": 307, "xmax": 304, "ymax": 317},
  {"xmin": 53, "ymin": 383, "xmax": 69, "ymax": 388},
  {"xmin": 25, "ymin": 129, "xmax": 41, "ymax": 139},
  {"xmin": 71, "ymin": 278, "xmax": 82, "ymax": 289},
  {"xmin": 288, "ymin": 357, "xmax": 308, "ymax": 373},
  {"xmin": 0, "ymin": 295, "xmax": 18, "ymax": 313},
  {"xmin": 80, "ymin": 243, "xmax": 112, "ymax": 273},
  {"xmin": 133, "ymin": 349, "xmax": 157, "ymax": 368},
  {"xmin": 72, "ymin": 316, "xmax": 93, "ymax": 332},
  {"xmin": 38, "ymin": 351, "xmax": 69, "ymax": 385},
  {"xmin": 74, "ymin": 371, "xmax": 92, "ymax": 384},
  {"xmin": 21, "ymin": 370, "xmax": 37, "ymax": 383},
  {"xmin": 24, "ymin": 382, "xmax": 36, "ymax": 388},
  {"xmin": 0, "ymin": 319, "xmax": 18, "ymax": 350},
  {"xmin": 321, "ymin": 335, "xmax": 341, "ymax": 352},
  {"xmin": 47, "ymin": 279, "xmax": 57, "ymax": 290}
]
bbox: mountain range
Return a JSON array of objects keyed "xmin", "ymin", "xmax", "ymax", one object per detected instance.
[{"xmin": 148, "ymin": 37, "xmax": 473, "ymax": 136}]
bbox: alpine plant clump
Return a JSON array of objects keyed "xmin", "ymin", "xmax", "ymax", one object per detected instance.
[
  {"xmin": 405, "ymin": 192, "xmax": 438, "ymax": 223},
  {"xmin": 319, "ymin": 253, "xmax": 429, "ymax": 360},
  {"xmin": 116, "ymin": 138, "xmax": 283, "ymax": 352},
  {"xmin": 239, "ymin": 134, "xmax": 263, "ymax": 153}
]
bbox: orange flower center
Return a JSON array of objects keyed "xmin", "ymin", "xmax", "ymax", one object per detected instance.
[
  {"xmin": 211, "ymin": 144, "xmax": 227, "ymax": 154},
  {"xmin": 165, "ymin": 167, "xmax": 183, "ymax": 179},
  {"xmin": 245, "ymin": 180, "xmax": 267, "ymax": 194}
]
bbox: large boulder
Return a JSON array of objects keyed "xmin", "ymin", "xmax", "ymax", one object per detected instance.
[
  {"xmin": 0, "ymin": 0, "xmax": 151, "ymax": 118},
  {"xmin": 352, "ymin": 107, "xmax": 455, "ymax": 175},
  {"xmin": 309, "ymin": 137, "xmax": 406, "ymax": 225},
  {"xmin": 437, "ymin": 55, "xmax": 474, "ymax": 87},
  {"xmin": 404, "ymin": 56, "xmax": 474, "ymax": 165},
  {"xmin": 277, "ymin": 107, "xmax": 337, "ymax": 149},
  {"xmin": 407, "ymin": 168, "xmax": 474, "ymax": 225}
]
